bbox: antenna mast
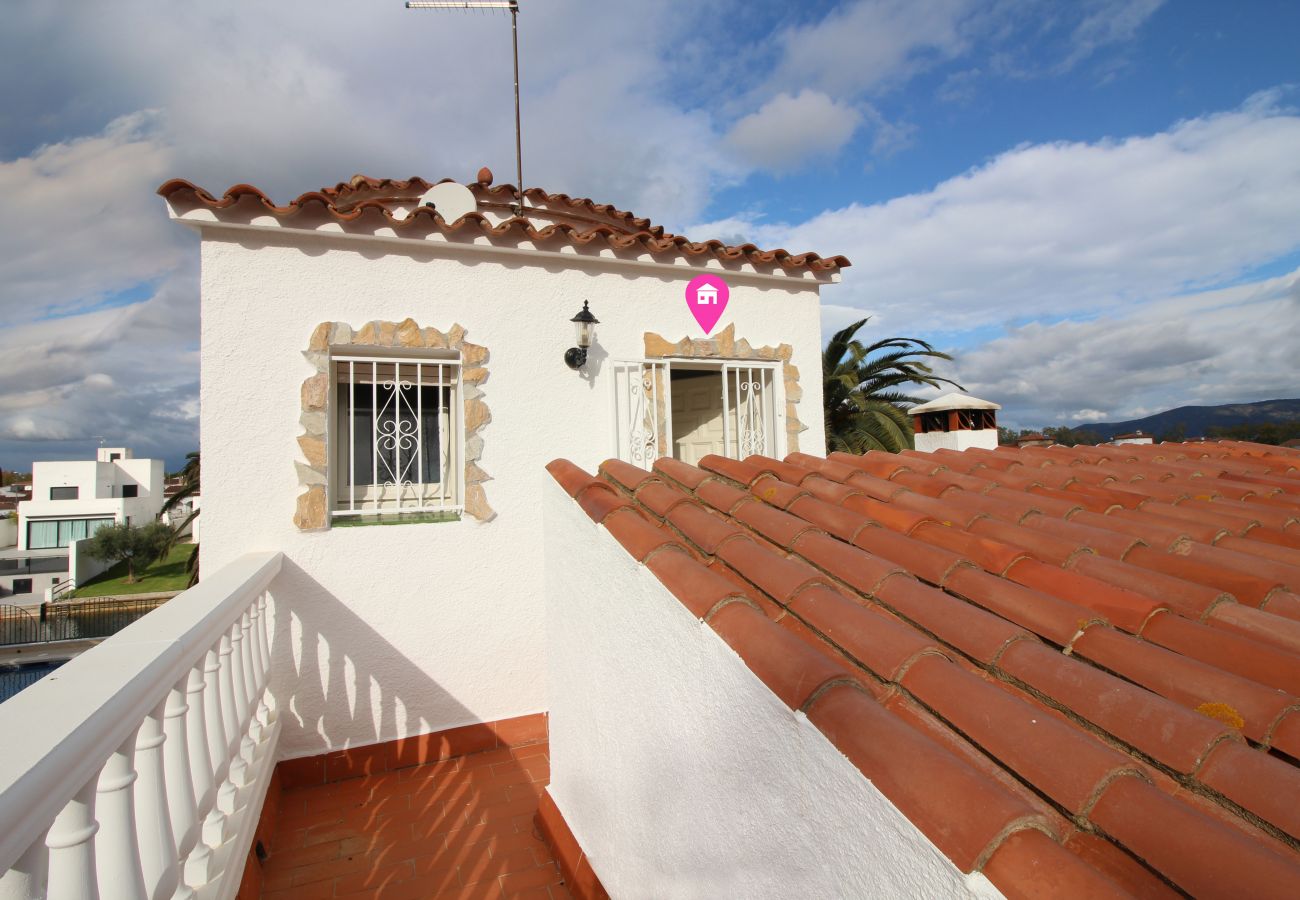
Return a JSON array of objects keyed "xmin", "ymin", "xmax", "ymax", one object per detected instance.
[{"xmin": 406, "ymin": 1, "xmax": 525, "ymax": 215}]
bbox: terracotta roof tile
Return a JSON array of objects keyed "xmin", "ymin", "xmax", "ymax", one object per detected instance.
[
  {"xmin": 807, "ymin": 684, "xmax": 1050, "ymax": 872},
  {"xmin": 709, "ymin": 601, "xmax": 851, "ymax": 708},
  {"xmin": 159, "ymin": 177, "xmax": 849, "ymax": 275},
  {"xmin": 547, "ymin": 440, "xmax": 1300, "ymax": 894}
]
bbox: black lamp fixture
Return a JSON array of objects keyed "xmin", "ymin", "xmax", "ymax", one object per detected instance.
[{"xmin": 564, "ymin": 301, "xmax": 599, "ymax": 370}]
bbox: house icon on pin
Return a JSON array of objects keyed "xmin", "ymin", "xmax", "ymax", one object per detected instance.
[{"xmin": 696, "ymin": 283, "xmax": 719, "ymax": 305}]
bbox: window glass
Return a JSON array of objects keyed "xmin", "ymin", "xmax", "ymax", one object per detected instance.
[
  {"xmin": 330, "ymin": 354, "xmax": 461, "ymax": 519},
  {"xmin": 28, "ymin": 521, "xmax": 58, "ymax": 549},
  {"xmin": 121, "ymin": 484, "xmax": 139, "ymax": 498},
  {"xmin": 27, "ymin": 517, "xmax": 114, "ymax": 549},
  {"xmin": 50, "ymin": 486, "xmax": 79, "ymax": 501}
]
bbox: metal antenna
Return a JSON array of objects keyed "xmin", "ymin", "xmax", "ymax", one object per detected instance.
[{"xmin": 406, "ymin": 1, "xmax": 526, "ymax": 216}]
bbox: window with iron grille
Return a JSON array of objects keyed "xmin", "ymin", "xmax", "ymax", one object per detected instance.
[{"xmin": 330, "ymin": 353, "xmax": 462, "ymax": 519}]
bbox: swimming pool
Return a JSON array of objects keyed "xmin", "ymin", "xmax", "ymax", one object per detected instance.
[{"xmin": 0, "ymin": 660, "xmax": 65, "ymax": 703}]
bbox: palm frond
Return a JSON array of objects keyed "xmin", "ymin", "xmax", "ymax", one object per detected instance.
[{"xmin": 823, "ymin": 319, "xmax": 960, "ymax": 456}]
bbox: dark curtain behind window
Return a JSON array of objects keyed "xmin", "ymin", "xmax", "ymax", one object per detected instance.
[{"xmin": 340, "ymin": 383, "xmax": 442, "ymax": 487}]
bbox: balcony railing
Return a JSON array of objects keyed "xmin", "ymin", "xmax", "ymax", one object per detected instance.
[{"xmin": 0, "ymin": 551, "xmax": 283, "ymax": 900}]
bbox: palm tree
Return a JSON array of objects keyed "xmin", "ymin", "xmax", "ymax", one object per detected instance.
[
  {"xmin": 823, "ymin": 318, "xmax": 962, "ymax": 454},
  {"xmin": 159, "ymin": 451, "xmax": 200, "ymax": 584}
]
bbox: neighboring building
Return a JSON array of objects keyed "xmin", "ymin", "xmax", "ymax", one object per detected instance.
[
  {"xmin": 1110, "ymin": 430, "xmax": 1154, "ymax": 446},
  {"xmin": 909, "ymin": 392, "xmax": 1000, "ymax": 453},
  {"xmin": 1015, "ymin": 431, "xmax": 1054, "ymax": 447},
  {"xmin": 16, "ymin": 448, "xmax": 165, "ymax": 552}
]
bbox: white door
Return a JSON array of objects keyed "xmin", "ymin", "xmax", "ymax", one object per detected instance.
[
  {"xmin": 611, "ymin": 360, "xmax": 673, "ymax": 470},
  {"xmin": 672, "ymin": 374, "xmax": 727, "ymax": 465}
]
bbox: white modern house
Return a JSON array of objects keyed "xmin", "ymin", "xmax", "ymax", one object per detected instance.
[
  {"xmin": 17, "ymin": 448, "xmax": 165, "ymax": 553},
  {"xmin": 1, "ymin": 450, "xmax": 166, "ymax": 599},
  {"xmin": 2, "ymin": 170, "xmax": 1298, "ymax": 900}
]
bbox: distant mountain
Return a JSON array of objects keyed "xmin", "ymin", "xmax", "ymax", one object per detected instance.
[{"xmin": 1079, "ymin": 399, "xmax": 1300, "ymax": 440}]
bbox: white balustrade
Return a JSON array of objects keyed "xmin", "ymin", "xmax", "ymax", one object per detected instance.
[{"xmin": 0, "ymin": 552, "xmax": 283, "ymax": 900}]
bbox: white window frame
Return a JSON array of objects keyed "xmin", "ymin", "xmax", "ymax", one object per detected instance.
[
  {"xmin": 328, "ymin": 351, "xmax": 464, "ymax": 519},
  {"xmin": 611, "ymin": 358, "xmax": 786, "ymax": 469}
]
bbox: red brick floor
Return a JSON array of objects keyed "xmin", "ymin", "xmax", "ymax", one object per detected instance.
[{"xmin": 261, "ymin": 741, "xmax": 570, "ymax": 899}]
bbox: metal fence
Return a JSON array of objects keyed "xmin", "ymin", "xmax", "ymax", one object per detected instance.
[{"xmin": 0, "ymin": 596, "xmax": 169, "ymax": 647}]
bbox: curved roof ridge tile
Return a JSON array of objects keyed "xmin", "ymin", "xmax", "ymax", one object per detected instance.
[{"xmin": 159, "ymin": 177, "xmax": 850, "ymax": 274}]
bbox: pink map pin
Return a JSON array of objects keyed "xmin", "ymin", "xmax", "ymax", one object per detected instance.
[{"xmin": 685, "ymin": 274, "xmax": 730, "ymax": 335}]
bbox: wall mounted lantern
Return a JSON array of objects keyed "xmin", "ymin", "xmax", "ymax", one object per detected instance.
[{"xmin": 564, "ymin": 301, "xmax": 599, "ymax": 370}]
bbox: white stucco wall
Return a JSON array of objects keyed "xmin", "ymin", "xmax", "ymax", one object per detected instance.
[
  {"xmin": 196, "ymin": 227, "xmax": 828, "ymax": 759},
  {"xmin": 542, "ymin": 479, "xmax": 1001, "ymax": 899},
  {"xmin": 914, "ymin": 429, "xmax": 999, "ymax": 454},
  {"xmin": 0, "ymin": 517, "xmax": 16, "ymax": 550},
  {"xmin": 68, "ymin": 537, "xmax": 112, "ymax": 589}
]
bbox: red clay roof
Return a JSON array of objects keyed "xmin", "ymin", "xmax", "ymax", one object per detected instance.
[
  {"xmin": 157, "ymin": 173, "xmax": 850, "ymax": 276},
  {"xmin": 547, "ymin": 440, "xmax": 1300, "ymax": 898}
]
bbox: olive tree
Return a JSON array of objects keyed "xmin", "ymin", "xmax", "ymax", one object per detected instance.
[{"xmin": 84, "ymin": 521, "xmax": 173, "ymax": 584}]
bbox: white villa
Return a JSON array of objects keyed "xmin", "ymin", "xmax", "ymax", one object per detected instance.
[
  {"xmin": 17, "ymin": 448, "xmax": 164, "ymax": 552},
  {"xmin": 1, "ymin": 170, "xmax": 1298, "ymax": 900},
  {"xmin": 1, "ymin": 449, "xmax": 165, "ymax": 600}
]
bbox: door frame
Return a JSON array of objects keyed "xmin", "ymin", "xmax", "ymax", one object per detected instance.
[{"xmin": 610, "ymin": 357, "xmax": 786, "ymax": 468}]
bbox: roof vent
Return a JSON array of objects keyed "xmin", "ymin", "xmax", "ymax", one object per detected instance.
[{"xmin": 417, "ymin": 182, "xmax": 477, "ymax": 224}]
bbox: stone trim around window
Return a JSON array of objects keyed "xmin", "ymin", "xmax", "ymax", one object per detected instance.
[
  {"xmin": 294, "ymin": 319, "xmax": 495, "ymax": 531},
  {"xmin": 643, "ymin": 323, "xmax": 805, "ymax": 454}
]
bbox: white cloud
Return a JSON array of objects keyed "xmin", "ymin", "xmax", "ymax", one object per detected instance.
[
  {"xmin": 698, "ymin": 91, "xmax": 1300, "ymax": 337},
  {"xmin": 0, "ymin": 0, "xmax": 741, "ymax": 228},
  {"xmin": 766, "ymin": 0, "xmax": 975, "ymax": 97},
  {"xmin": 1062, "ymin": 0, "xmax": 1166, "ymax": 71},
  {"xmin": 0, "ymin": 267, "xmax": 199, "ymax": 462},
  {"xmin": 946, "ymin": 269, "xmax": 1300, "ymax": 428},
  {"xmin": 727, "ymin": 90, "xmax": 862, "ymax": 170},
  {"xmin": 0, "ymin": 111, "xmax": 183, "ymax": 324}
]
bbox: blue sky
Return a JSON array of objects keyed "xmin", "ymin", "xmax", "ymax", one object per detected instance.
[{"xmin": 1, "ymin": 0, "xmax": 1298, "ymax": 469}]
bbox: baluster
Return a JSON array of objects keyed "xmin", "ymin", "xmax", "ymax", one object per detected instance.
[
  {"xmin": 204, "ymin": 642, "xmax": 238, "ymax": 817},
  {"xmin": 184, "ymin": 660, "xmax": 223, "ymax": 886},
  {"xmin": 0, "ymin": 837, "xmax": 49, "ymax": 900},
  {"xmin": 247, "ymin": 597, "xmax": 269, "ymax": 731},
  {"xmin": 238, "ymin": 609, "xmax": 261, "ymax": 744},
  {"xmin": 94, "ymin": 731, "xmax": 147, "ymax": 900},
  {"xmin": 44, "ymin": 779, "xmax": 98, "ymax": 900},
  {"xmin": 134, "ymin": 699, "xmax": 178, "ymax": 900},
  {"xmin": 163, "ymin": 673, "xmax": 201, "ymax": 898},
  {"xmin": 218, "ymin": 631, "xmax": 249, "ymax": 789},
  {"xmin": 256, "ymin": 593, "xmax": 275, "ymax": 724}
]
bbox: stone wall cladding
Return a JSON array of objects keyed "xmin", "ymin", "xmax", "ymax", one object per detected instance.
[
  {"xmin": 294, "ymin": 319, "xmax": 495, "ymax": 530},
  {"xmin": 643, "ymin": 323, "xmax": 805, "ymax": 453}
]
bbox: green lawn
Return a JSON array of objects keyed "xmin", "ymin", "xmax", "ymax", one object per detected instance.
[{"xmin": 71, "ymin": 544, "xmax": 197, "ymax": 598}]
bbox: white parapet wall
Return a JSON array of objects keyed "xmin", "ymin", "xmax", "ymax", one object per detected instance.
[
  {"xmin": 542, "ymin": 478, "xmax": 1003, "ymax": 899},
  {"xmin": 914, "ymin": 429, "xmax": 999, "ymax": 453},
  {"xmin": 68, "ymin": 537, "xmax": 112, "ymax": 590}
]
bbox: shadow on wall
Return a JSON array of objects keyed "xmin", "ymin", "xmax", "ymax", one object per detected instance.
[{"xmin": 268, "ymin": 558, "xmax": 479, "ymax": 760}]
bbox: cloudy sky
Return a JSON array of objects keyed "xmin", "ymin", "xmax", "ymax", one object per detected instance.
[{"xmin": 2, "ymin": 0, "xmax": 1298, "ymax": 469}]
